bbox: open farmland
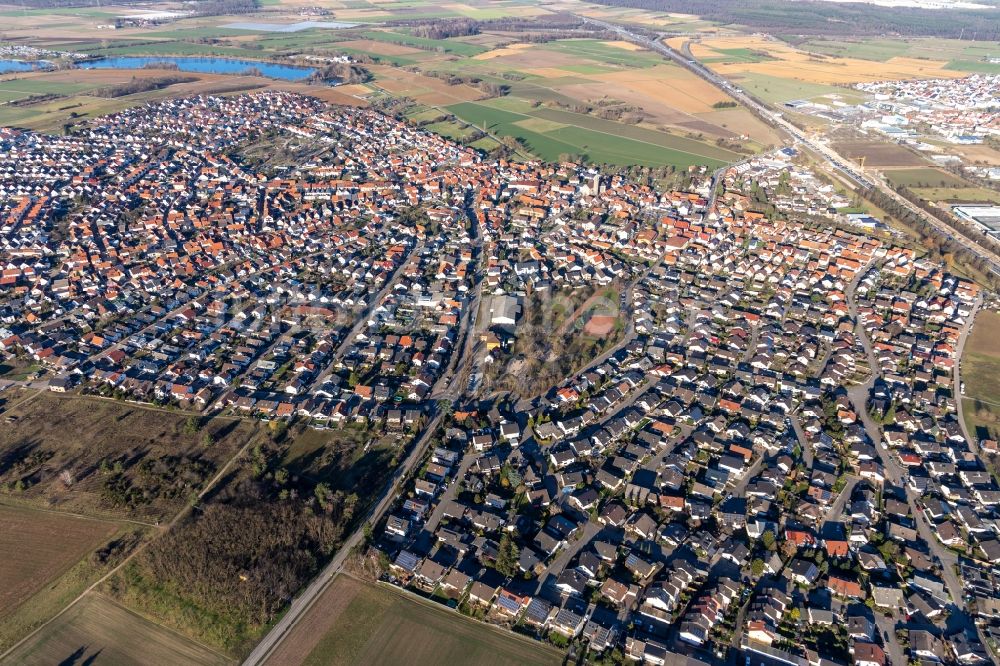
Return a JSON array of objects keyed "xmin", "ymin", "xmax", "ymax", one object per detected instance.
[
  {"xmin": 962, "ymin": 310, "xmax": 1000, "ymax": 443},
  {"xmin": 2, "ymin": 593, "xmax": 231, "ymax": 666},
  {"xmin": 691, "ymin": 34, "xmax": 963, "ymax": 86},
  {"xmin": 0, "ymin": 3, "xmax": 773, "ymax": 165},
  {"xmin": 0, "ymin": 504, "xmax": 119, "ymax": 620},
  {"xmin": 833, "ymin": 140, "xmax": 930, "ymax": 168},
  {"xmin": 0, "ymin": 392, "xmax": 264, "ymax": 522},
  {"xmin": 726, "ymin": 72, "xmax": 859, "ymax": 106},
  {"xmin": 263, "ymin": 575, "xmax": 560, "ymax": 666},
  {"xmin": 797, "ymin": 37, "xmax": 1000, "ymax": 74},
  {"xmin": 447, "ymin": 99, "xmax": 737, "ymax": 167}
]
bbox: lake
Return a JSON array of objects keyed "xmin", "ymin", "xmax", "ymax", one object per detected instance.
[
  {"xmin": 78, "ymin": 56, "xmax": 317, "ymax": 81},
  {"xmin": 0, "ymin": 60, "xmax": 48, "ymax": 74}
]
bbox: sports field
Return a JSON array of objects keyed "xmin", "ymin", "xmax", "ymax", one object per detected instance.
[
  {"xmin": 264, "ymin": 575, "xmax": 560, "ymax": 666},
  {"xmin": 2, "ymin": 593, "xmax": 231, "ymax": 666}
]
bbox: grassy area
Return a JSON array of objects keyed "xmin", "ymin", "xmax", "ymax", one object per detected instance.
[
  {"xmin": 4, "ymin": 593, "xmax": 231, "ymax": 666},
  {"xmin": 536, "ymin": 39, "xmax": 663, "ymax": 67},
  {"xmin": 89, "ymin": 41, "xmax": 270, "ymax": 58},
  {"xmin": 529, "ymin": 106, "xmax": 741, "ymax": 159},
  {"xmin": 945, "ymin": 60, "xmax": 1000, "ymax": 74},
  {"xmin": 963, "ymin": 309, "xmax": 1000, "ymax": 443},
  {"xmin": 731, "ymin": 72, "xmax": 855, "ymax": 104},
  {"xmin": 911, "ymin": 186, "xmax": 1000, "ymax": 204},
  {"xmin": 0, "ymin": 78, "xmax": 95, "ymax": 102},
  {"xmin": 0, "ymin": 360, "xmax": 42, "ymax": 381},
  {"xmin": 799, "ymin": 36, "xmax": 1000, "ymax": 69},
  {"xmin": 884, "ymin": 167, "xmax": 969, "ymax": 188},
  {"xmin": 266, "ymin": 575, "xmax": 561, "ymax": 666},
  {"xmin": 424, "ymin": 119, "xmax": 479, "ymax": 140},
  {"xmin": 702, "ymin": 47, "xmax": 776, "ymax": 64}
]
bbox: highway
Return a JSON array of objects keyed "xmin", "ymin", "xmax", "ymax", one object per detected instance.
[{"xmin": 579, "ymin": 16, "xmax": 1000, "ymax": 278}]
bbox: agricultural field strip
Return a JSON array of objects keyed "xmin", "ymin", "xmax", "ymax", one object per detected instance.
[{"xmin": 0, "ymin": 504, "xmax": 120, "ymax": 620}]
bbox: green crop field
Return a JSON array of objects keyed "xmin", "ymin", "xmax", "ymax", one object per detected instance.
[
  {"xmin": 425, "ymin": 120, "xmax": 479, "ymax": 140},
  {"xmin": 359, "ymin": 30, "xmax": 488, "ymax": 56},
  {"xmin": 703, "ymin": 47, "xmax": 776, "ymax": 64},
  {"xmin": 93, "ymin": 41, "xmax": 270, "ymax": 58},
  {"xmin": 0, "ymin": 79, "xmax": 94, "ymax": 102},
  {"xmin": 528, "ymin": 107, "xmax": 741, "ymax": 159},
  {"xmin": 946, "ymin": 60, "xmax": 1000, "ymax": 74},
  {"xmin": 447, "ymin": 100, "xmax": 732, "ymax": 167},
  {"xmin": 731, "ymin": 72, "xmax": 852, "ymax": 104},
  {"xmin": 540, "ymin": 39, "xmax": 664, "ymax": 68}
]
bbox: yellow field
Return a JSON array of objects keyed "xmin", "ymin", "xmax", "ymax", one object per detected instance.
[
  {"xmin": 514, "ymin": 117, "xmax": 569, "ymax": 132},
  {"xmin": 590, "ymin": 64, "xmax": 730, "ymax": 113},
  {"xmin": 665, "ymin": 36, "xmax": 688, "ymax": 50},
  {"xmin": 693, "ymin": 35, "xmax": 962, "ymax": 84},
  {"xmin": 331, "ymin": 83, "xmax": 374, "ymax": 98},
  {"xmin": 337, "ymin": 39, "xmax": 425, "ymax": 56},
  {"xmin": 369, "ymin": 65, "xmax": 482, "ymax": 105},
  {"xmin": 522, "ymin": 67, "xmax": 578, "ymax": 78},
  {"xmin": 601, "ymin": 40, "xmax": 644, "ymax": 51},
  {"xmin": 472, "ymin": 43, "xmax": 533, "ymax": 60}
]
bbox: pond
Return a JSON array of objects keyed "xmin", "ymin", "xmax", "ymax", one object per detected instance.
[{"xmin": 78, "ymin": 56, "xmax": 317, "ymax": 81}]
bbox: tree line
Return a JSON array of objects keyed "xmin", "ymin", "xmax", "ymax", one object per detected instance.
[{"xmin": 92, "ymin": 75, "xmax": 197, "ymax": 99}]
